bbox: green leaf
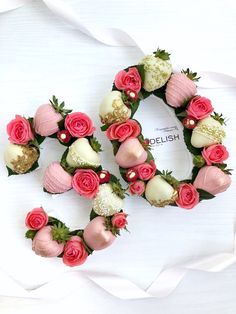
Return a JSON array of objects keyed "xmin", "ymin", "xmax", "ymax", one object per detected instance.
[
  {"xmin": 111, "ymin": 140, "xmax": 120, "ymax": 155},
  {"xmin": 197, "ymin": 189, "xmax": 215, "ymax": 201},
  {"xmin": 51, "ymin": 222, "xmax": 71, "ymax": 244},
  {"xmin": 57, "ymin": 119, "xmax": 65, "ymax": 130},
  {"xmin": 34, "ymin": 133, "xmax": 45, "ymax": 145},
  {"xmin": 181, "ymin": 68, "xmax": 200, "ymax": 82},
  {"xmin": 25, "ymin": 229, "xmax": 38, "ymax": 240},
  {"xmin": 101, "ymin": 124, "xmax": 109, "ymax": 132},
  {"xmin": 136, "ymin": 64, "xmax": 145, "ymax": 83},
  {"xmin": 6, "ymin": 166, "xmax": 17, "ymax": 176},
  {"xmin": 89, "ymin": 137, "xmax": 102, "ymax": 153},
  {"xmin": 153, "ymin": 48, "xmax": 171, "ymax": 61},
  {"xmin": 109, "ymin": 174, "xmax": 127, "ymax": 199},
  {"xmin": 49, "ymin": 95, "xmax": 72, "ymax": 117},
  {"xmin": 183, "ymin": 128, "xmax": 202, "ymax": 155},
  {"xmin": 191, "ymin": 166, "xmax": 200, "ymax": 182},
  {"xmin": 130, "ymin": 100, "xmax": 140, "ymax": 118},
  {"xmin": 48, "ymin": 216, "xmax": 65, "ymax": 226},
  {"xmin": 152, "ymin": 85, "xmax": 168, "ymax": 104},
  {"xmin": 90, "ymin": 209, "xmax": 99, "ymax": 221}
]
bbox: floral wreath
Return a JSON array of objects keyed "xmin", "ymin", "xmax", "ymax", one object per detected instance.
[
  {"xmin": 99, "ymin": 48, "xmax": 232, "ymax": 209},
  {"xmin": 4, "ymin": 96, "xmax": 128, "ymax": 266}
]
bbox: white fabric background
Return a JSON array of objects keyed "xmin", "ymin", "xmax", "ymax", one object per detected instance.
[{"xmin": 0, "ymin": 0, "xmax": 236, "ymax": 313}]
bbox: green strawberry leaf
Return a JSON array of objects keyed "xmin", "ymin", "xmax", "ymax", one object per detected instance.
[
  {"xmin": 197, "ymin": 189, "xmax": 215, "ymax": 201},
  {"xmin": 183, "ymin": 128, "xmax": 202, "ymax": 156}
]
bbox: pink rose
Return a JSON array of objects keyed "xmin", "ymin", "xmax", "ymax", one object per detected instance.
[
  {"xmin": 111, "ymin": 212, "xmax": 128, "ymax": 229},
  {"xmin": 65, "ymin": 112, "xmax": 95, "ymax": 138},
  {"xmin": 106, "ymin": 119, "xmax": 141, "ymax": 142},
  {"xmin": 32, "ymin": 226, "xmax": 64, "ymax": 257},
  {"xmin": 187, "ymin": 96, "xmax": 214, "ymax": 120},
  {"xmin": 25, "ymin": 207, "xmax": 48, "ymax": 230},
  {"xmin": 129, "ymin": 180, "xmax": 145, "ymax": 195},
  {"xmin": 134, "ymin": 160, "xmax": 156, "ymax": 181},
  {"xmin": 202, "ymin": 144, "xmax": 229, "ymax": 166},
  {"xmin": 176, "ymin": 183, "xmax": 199, "ymax": 209},
  {"xmin": 72, "ymin": 169, "xmax": 100, "ymax": 199},
  {"xmin": 114, "ymin": 67, "xmax": 141, "ymax": 93},
  {"xmin": 63, "ymin": 236, "xmax": 88, "ymax": 267},
  {"xmin": 7, "ymin": 115, "xmax": 34, "ymax": 145}
]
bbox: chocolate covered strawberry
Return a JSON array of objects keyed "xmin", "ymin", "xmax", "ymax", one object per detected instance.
[
  {"xmin": 34, "ymin": 96, "xmax": 72, "ymax": 136},
  {"xmin": 139, "ymin": 48, "xmax": 172, "ymax": 92},
  {"xmin": 165, "ymin": 69, "xmax": 198, "ymax": 108}
]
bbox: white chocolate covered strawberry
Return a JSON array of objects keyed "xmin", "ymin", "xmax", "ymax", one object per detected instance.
[
  {"xmin": 191, "ymin": 117, "xmax": 225, "ymax": 148},
  {"xmin": 145, "ymin": 175, "xmax": 177, "ymax": 207},
  {"xmin": 139, "ymin": 49, "xmax": 172, "ymax": 92},
  {"xmin": 66, "ymin": 138, "xmax": 101, "ymax": 168},
  {"xmin": 92, "ymin": 183, "xmax": 124, "ymax": 216}
]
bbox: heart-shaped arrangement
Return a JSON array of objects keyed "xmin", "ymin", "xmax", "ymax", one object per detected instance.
[
  {"xmin": 4, "ymin": 96, "xmax": 128, "ymax": 266},
  {"xmin": 100, "ymin": 48, "xmax": 232, "ymax": 209}
]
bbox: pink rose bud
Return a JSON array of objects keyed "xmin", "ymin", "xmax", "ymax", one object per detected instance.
[
  {"xmin": 111, "ymin": 213, "xmax": 128, "ymax": 229},
  {"xmin": 72, "ymin": 169, "xmax": 100, "ymax": 199},
  {"xmin": 25, "ymin": 207, "xmax": 48, "ymax": 230},
  {"xmin": 7, "ymin": 115, "xmax": 34, "ymax": 145},
  {"xmin": 32, "ymin": 226, "xmax": 64, "ymax": 257},
  {"xmin": 176, "ymin": 183, "xmax": 199, "ymax": 209},
  {"xmin": 114, "ymin": 67, "xmax": 141, "ymax": 93},
  {"xmin": 65, "ymin": 112, "xmax": 95, "ymax": 138},
  {"xmin": 201, "ymin": 144, "xmax": 229, "ymax": 166},
  {"xmin": 63, "ymin": 236, "xmax": 88, "ymax": 267},
  {"xmin": 187, "ymin": 96, "xmax": 214, "ymax": 120},
  {"xmin": 106, "ymin": 119, "xmax": 141, "ymax": 142},
  {"xmin": 129, "ymin": 180, "xmax": 145, "ymax": 196},
  {"xmin": 133, "ymin": 160, "xmax": 156, "ymax": 181}
]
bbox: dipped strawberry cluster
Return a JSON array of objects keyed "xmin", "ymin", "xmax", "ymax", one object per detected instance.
[
  {"xmin": 5, "ymin": 96, "xmax": 128, "ymax": 266},
  {"xmin": 25, "ymin": 207, "xmax": 128, "ymax": 267},
  {"xmin": 100, "ymin": 49, "xmax": 232, "ymax": 209}
]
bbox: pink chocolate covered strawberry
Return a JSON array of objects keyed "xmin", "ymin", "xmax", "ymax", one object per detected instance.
[
  {"xmin": 43, "ymin": 162, "xmax": 72, "ymax": 194},
  {"xmin": 34, "ymin": 96, "xmax": 72, "ymax": 136},
  {"xmin": 165, "ymin": 69, "xmax": 198, "ymax": 108}
]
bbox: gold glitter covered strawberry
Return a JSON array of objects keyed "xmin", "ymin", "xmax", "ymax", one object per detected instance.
[
  {"xmin": 4, "ymin": 143, "xmax": 39, "ymax": 174},
  {"xmin": 139, "ymin": 48, "xmax": 172, "ymax": 92},
  {"xmin": 99, "ymin": 91, "xmax": 131, "ymax": 124}
]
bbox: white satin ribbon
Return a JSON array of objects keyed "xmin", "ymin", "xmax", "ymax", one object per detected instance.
[{"xmin": 0, "ymin": 0, "xmax": 236, "ymax": 301}]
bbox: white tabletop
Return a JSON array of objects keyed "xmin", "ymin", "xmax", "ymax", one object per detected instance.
[{"xmin": 0, "ymin": 1, "xmax": 236, "ymax": 313}]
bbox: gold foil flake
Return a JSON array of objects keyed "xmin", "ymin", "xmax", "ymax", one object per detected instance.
[
  {"xmin": 195, "ymin": 124, "xmax": 226, "ymax": 142},
  {"xmin": 149, "ymin": 190, "xmax": 178, "ymax": 208},
  {"xmin": 11, "ymin": 146, "xmax": 39, "ymax": 174},
  {"xmin": 100, "ymin": 99, "xmax": 130, "ymax": 125}
]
